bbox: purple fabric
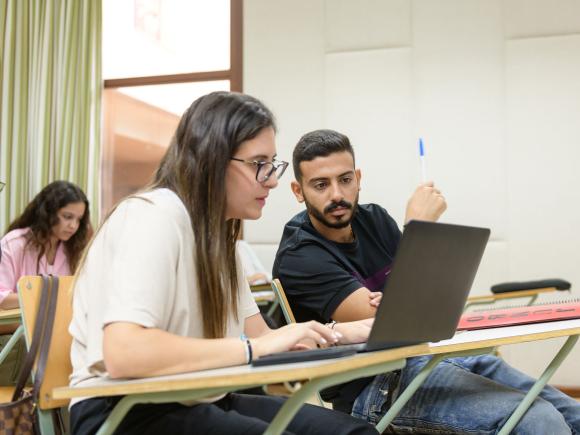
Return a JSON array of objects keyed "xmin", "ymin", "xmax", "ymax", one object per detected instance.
[{"xmin": 352, "ymin": 264, "xmax": 392, "ymax": 291}]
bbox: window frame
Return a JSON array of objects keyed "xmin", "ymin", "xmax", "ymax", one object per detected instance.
[{"xmin": 103, "ymin": 0, "xmax": 243, "ymax": 92}]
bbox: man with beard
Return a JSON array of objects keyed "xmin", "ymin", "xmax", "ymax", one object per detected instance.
[{"xmin": 272, "ymin": 129, "xmax": 580, "ymax": 434}]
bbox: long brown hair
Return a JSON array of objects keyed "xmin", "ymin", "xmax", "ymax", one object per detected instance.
[
  {"xmin": 6, "ymin": 180, "xmax": 91, "ymax": 273},
  {"xmin": 150, "ymin": 92, "xmax": 276, "ymax": 338}
]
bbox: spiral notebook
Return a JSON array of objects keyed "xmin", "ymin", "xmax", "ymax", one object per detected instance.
[{"xmin": 458, "ymin": 298, "xmax": 580, "ymax": 330}]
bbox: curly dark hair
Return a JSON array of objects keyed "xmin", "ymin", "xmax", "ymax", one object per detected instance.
[{"xmin": 6, "ymin": 180, "xmax": 91, "ymax": 273}]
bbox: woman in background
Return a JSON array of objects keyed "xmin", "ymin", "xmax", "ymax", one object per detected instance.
[
  {"xmin": 0, "ymin": 180, "xmax": 90, "ymax": 309},
  {"xmin": 0, "ymin": 180, "xmax": 90, "ymax": 385}
]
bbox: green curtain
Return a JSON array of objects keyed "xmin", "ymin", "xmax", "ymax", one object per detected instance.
[{"xmin": 0, "ymin": 0, "xmax": 101, "ymax": 231}]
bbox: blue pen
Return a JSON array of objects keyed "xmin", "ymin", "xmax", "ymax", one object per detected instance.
[{"xmin": 419, "ymin": 138, "xmax": 427, "ymax": 183}]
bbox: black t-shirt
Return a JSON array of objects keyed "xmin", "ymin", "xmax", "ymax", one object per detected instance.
[
  {"xmin": 273, "ymin": 203, "xmax": 402, "ymax": 409},
  {"xmin": 273, "ymin": 203, "xmax": 401, "ymax": 322}
]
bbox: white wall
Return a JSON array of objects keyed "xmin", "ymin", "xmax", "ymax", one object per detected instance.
[{"xmin": 243, "ymin": 0, "xmax": 580, "ymax": 385}]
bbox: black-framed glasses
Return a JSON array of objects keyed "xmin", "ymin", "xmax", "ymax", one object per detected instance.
[
  {"xmin": 0, "ymin": 181, "xmax": 4, "ymax": 193},
  {"xmin": 230, "ymin": 157, "xmax": 289, "ymax": 183}
]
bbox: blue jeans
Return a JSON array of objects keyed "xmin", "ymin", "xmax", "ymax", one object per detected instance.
[{"xmin": 351, "ymin": 355, "xmax": 580, "ymax": 434}]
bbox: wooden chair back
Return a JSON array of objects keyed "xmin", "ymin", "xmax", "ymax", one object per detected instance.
[
  {"xmin": 17, "ymin": 276, "xmax": 74, "ymax": 410},
  {"xmin": 271, "ymin": 279, "xmax": 296, "ymax": 324}
]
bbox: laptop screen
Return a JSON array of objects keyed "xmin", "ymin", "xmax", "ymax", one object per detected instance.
[{"xmin": 366, "ymin": 220, "xmax": 490, "ymax": 350}]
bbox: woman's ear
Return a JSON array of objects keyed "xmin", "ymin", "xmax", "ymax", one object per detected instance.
[{"xmin": 291, "ymin": 180, "xmax": 305, "ymax": 203}]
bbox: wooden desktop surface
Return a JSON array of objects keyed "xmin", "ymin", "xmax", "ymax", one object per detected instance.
[
  {"xmin": 429, "ymin": 318, "xmax": 580, "ymax": 354},
  {"xmin": 250, "ymin": 283, "xmax": 273, "ymax": 292},
  {"xmin": 0, "ymin": 308, "xmax": 22, "ymax": 333},
  {"xmin": 53, "ymin": 343, "xmax": 428, "ymax": 399},
  {"xmin": 53, "ymin": 319, "xmax": 580, "ymax": 401},
  {"xmin": 0, "ymin": 308, "xmax": 21, "ymax": 321},
  {"xmin": 250, "ymin": 282, "xmax": 275, "ymax": 303}
]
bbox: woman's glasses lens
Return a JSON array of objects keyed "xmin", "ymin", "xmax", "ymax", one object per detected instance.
[{"xmin": 257, "ymin": 162, "xmax": 287, "ymax": 182}]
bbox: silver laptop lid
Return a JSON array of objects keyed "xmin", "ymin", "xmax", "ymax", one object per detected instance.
[{"xmin": 366, "ymin": 220, "xmax": 490, "ymax": 350}]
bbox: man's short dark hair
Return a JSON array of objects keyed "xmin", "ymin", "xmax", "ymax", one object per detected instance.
[{"xmin": 292, "ymin": 129, "xmax": 355, "ymax": 181}]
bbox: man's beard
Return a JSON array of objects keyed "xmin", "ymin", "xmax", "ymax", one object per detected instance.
[{"xmin": 304, "ymin": 192, "xmax": 359, "ymax": 229}]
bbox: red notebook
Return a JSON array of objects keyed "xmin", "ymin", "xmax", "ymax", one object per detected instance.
[{"xmin": 458, "ymin": 299, "xmax": 580, "ymax": 331}]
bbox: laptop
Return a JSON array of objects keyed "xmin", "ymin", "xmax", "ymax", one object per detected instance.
[{"xmin": 252, "ymin": 220, "xmax": 490, "ymax": 366}]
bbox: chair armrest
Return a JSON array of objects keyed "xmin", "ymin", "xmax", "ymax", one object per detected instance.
[{"xmin": 491, "ymin": 279, "xmax": 571, "ymax": 294}]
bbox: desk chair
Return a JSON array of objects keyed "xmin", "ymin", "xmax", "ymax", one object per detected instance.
[
  {"xmin": 273, "ymin": 278, "xmax": 572, "ymax": 323},
  {"xmin": 17, "ymin": 275, "xmax": 73, "ymax": 434},
  {"xmin": 464, "ymin": 279, "xmax": 571, "ymax": 312},
  {"xmin": 270, "ymin": 279, "xmax": 332, "ymax": 406}
]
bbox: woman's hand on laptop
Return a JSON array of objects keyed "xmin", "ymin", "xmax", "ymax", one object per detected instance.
[
  {"xmin": 251, "ymin": 321, "xmax": 341, "ymax": 357},
  {"xmin": 334, "ymin": 318, "xmax": 374, "ymax": 345}
]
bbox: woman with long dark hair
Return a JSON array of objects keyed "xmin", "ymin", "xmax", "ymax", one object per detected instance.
[
  {"xmin": 69, "ymin": 92, "xmax": 375, "ymax": 435},
  {"xmin": 0, "ymin": 180, "xmax": 90, "ymax": 309}
]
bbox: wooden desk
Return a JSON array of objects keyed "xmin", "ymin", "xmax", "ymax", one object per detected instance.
[
  {"xmin": 371, "ymin": 319, "xmax": 580, "ymax": 434},
  {"xmin": 52, "ymin": 320, "xmax": 580, "ymax": 435},
  {"xmin": 55, "ymin": 344, "xmax": 428, "ymax": 400},
  {"xmin": 250, "ymin": 283, "xmax": 273, "ymax": 292},
  {"xmin": 252, "ymin": 290, "xmax": 275, "ymax": 304},
  {"xmin": 0, "ymin": 309, "xmax": 21, "ymax": 325},
  {"xmin": 430, "ymin": 318, "xmax": 580, "ymax": 353},
  {"xmin": 431, "ymin": 320, "xmax": 580, "ymax": 435},
  {"xmin": 54, "ymin": 343, "xmax": 428, "ymax": 435}
]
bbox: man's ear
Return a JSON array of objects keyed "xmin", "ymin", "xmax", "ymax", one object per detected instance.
[
  {"xmin": 355, "ymin": 168, "xmax": 362, "ymax": 191},
  {"xmin": 291, "ymin": 180, "xmax": 305, "ymax": 203}
]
